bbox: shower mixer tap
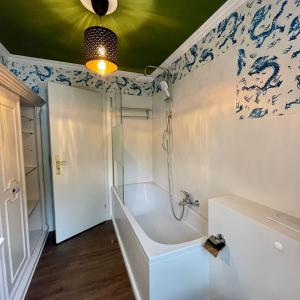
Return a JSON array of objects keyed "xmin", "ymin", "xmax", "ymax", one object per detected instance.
[{"xmin": 179, "ymin": 190, "xmax": 199, "ymax": 207}]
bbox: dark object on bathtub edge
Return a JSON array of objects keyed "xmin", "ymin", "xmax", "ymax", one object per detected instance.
[{"xmin": 203, "ymin": 234, "xmax": 226, "ymax": 257}]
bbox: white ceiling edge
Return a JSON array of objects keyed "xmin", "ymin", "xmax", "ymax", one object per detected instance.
[
  {"xmin": 0, "ymin": 43, "xmax": 142, "ymax": 79},
  {"xmin": 151, "ymin": 0, "xmax": 247, "ymax": 78}
]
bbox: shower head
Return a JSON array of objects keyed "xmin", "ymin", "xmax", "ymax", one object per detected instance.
[
  {"xmin": 136, "ymin": 65, "xmax": 169, "ymax": 84},
  {"xmin": 144, "ymin": 65, "xmax": 169, "ymax": 75},
  {"xmin": 135, "ymin": 75, "xmax": 155, "ymax": 83},
  {"xmin": 160, "ymin": 80, "xmax": 170, "ymax": 98}
]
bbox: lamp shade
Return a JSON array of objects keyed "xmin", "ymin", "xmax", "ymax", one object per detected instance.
[{"xmin": 84, "ymin": 26, "xmax": 118, "ymax": 75}]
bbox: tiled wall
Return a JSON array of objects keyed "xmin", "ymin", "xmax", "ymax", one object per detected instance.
[{"xmin": 163, "ymin": 0, "xmax": 300, "ymax": 119}]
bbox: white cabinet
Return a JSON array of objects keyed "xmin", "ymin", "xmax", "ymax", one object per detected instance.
[
  {"xmin": 0, "ymin": 65, "xmax": 47, "ymax": 300},
  {"xmin": 0, "ymin": 86, "xmax": 28, "ymax": 298}
]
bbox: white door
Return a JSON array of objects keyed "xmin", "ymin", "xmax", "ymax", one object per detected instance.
[
  {"xmin": 0, "ymin": 86, "xmax": 29, "ymax": 297},
  {"xmin": 48, "ymin": 82, "xmax": 107, "ymax": 243}
]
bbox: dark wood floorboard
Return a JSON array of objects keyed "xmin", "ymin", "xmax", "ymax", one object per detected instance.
[{"xmin": 25, "ymin": 221, "xmax": 134, "ymax": 300}]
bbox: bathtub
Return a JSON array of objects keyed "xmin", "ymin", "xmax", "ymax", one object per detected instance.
[{"xmin": 112, "ymin": 182, "xmax": 209, "ymax": 300}]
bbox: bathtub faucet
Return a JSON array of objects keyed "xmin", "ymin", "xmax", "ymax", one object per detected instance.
[{"xmin": 179, "ymin": 190, "xmax": 199, "ymax": 207}]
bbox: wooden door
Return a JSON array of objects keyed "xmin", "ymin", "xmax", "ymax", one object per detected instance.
[{"xmin": 48, "ymin": 83, "xmax": 107, "ymax": 243}]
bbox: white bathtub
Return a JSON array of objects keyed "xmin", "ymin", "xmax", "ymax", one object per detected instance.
[{"xmin": 112, "ymin": 182, "xmax": 209, "ymax": 300}]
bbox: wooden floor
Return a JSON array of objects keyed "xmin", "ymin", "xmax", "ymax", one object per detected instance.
[{"xmin": 25, "ymin": 221, "xmax": 134, "ymax": 300}]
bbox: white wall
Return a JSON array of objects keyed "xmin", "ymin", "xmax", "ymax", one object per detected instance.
[
  {"xmin": 152, "ymin": 48, "xmax": 300, "ymax": 220},
  {"xmin": 122, "ymin": 95, "xmax": 153, "ymax": 185}
]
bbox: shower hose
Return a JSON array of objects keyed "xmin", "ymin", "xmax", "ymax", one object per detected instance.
[{"xmin": 162, "ymin": 98, "xmax": 185, "ymax": 221}]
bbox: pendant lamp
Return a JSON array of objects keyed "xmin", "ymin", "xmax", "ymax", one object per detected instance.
[{"xmin": 81, "ymin": 0, "xmax": 118, "ymax": 75}]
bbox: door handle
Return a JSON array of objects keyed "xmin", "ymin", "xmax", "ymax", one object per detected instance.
[{"xmin": 55, "ymin": 155, "xmax": 68, "ymax": 175}]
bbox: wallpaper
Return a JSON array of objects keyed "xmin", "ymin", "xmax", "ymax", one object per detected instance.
[
  {"xmin": 4, "ymin": 59, "xmax": 154, "ymax": 98},
  {"xmin": 165, "ymin": 0, "xmax": 300, "ymax": 119}
]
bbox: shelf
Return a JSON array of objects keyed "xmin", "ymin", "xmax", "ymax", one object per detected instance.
[
  {"xmin": 22, "ymin": 129, "xmax": 34, "ymax": 135},
  {"xmin": 122, "ymin": 107, "xmax": 152, "ymax": 119},
  {"xmin": 25, "ymin": 166, "xmax": 37, "ymax": 175},
  {"xmin": 122, "ymin": 115, "xmax": 151, "ymax": 119},
  {"xmin": 122, "ymin": 107, "xmax": 152, "ymax": 112},
  {"xmin": 27, "ymin": 199, "xmax": 40, "ymax": 216},
  {"xmin": 21, "ymin": 115, "xmax": 34, "ymax": 121}
]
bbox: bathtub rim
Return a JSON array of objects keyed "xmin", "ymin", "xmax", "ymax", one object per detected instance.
[{"xmin": 112, "ymin": 185, "xmax": 207, "ymax": 263}]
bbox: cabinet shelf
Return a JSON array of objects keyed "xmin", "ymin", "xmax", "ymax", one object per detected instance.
[
  {"xmin": 21, "ymin": 115, "xmax": 34, "ymax": 121},
  {"xmin": 27, "ymin": 199, "xmax": 40, "ymax": 216},
  {"xmin": 22, "ymin": 129, "xmax": 34, "ymax": 135},
  {"xmin": 25, "ymin": 166, "xmax": 37, "ymax": 175}
]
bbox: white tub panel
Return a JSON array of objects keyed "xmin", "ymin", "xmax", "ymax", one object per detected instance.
[
  {"xmin": 150, "ymin": 246, "xmax": 209, "ymax": 300},
  {"xmin": 112, "ymin": 191, "xmax": 149, "ymax": 300}
]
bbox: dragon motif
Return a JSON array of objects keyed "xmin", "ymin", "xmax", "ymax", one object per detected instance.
[
  {"xmin": 31, "ymin": 86, "xmax": 40, "ymax": 94},
  {"xmin": 296, "ymin": 75, "xmax": 300, "ymax": 89},
  {"xmin": 248, "ymin": 0, "xmax": 287, "ymax": 48},
  {"xmin": 217, "ymin": 12, "xmax": 244, "ymax": 49},
  {"xmin": 242, "ymin": 56, "xmax": 283, "ymax": 103},
  {"xmin": 199, "ymin": 48, "xmax": 214, "ymax": 63},
  {"xmin": 115, "ymin": 77, "xmax": 129, "ymax": 89},
  {"xmin": 30, "ymin": 65, "xmax": 53, "ymax": 81},
  {"xmin": 285, "ymin": 98, "xmax": 300, "ymax": 109},
  {"xmin": 288, "ymin": 16, "xmax": 300, "ymax": 41},
  {"xmin": 183, "ymin": 45, "xmax": 198, "ymax": 72},
  {"xmin": 291, "ymin": 49, "xmax": 300, "ymax": 58},
  {"xmin": 56, "ymin": 74, "xmax": 71, "ymax": 86},
  {"xmin": 129, "ymin": 83, "xmax": 142, "ymax": 96},
  {"xmin": 75, "ymin": 72, "xmax": 93, "ymax": 86},
  {"xmin": 249, "ymin": 107, "xmax": 268, "ymax": 118},
  {"xmin": 237, "ymin": 49, "xmax": 246, "ymax": 76}
]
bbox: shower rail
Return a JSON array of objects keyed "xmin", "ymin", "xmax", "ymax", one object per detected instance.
[{"xmin": 121, "ymin": 106, "xmax": 152, "ymax": 119}]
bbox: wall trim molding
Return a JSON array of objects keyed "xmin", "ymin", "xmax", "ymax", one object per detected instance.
[
  {"xmin": 152, "ymin": 0, "xmax": 246, "ymax": 77},
  {"xmin": 0, "ymin": 64, "xmax": 44, "ymax": 106}
]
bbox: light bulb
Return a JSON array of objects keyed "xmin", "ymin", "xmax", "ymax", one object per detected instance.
[
  {"xmin": 97, "ymin": 60, "xmax": 107, "ymax": 73},
  {"xmin": 98, "ymin": 46, "xmax": 106, "ymax": 56}
]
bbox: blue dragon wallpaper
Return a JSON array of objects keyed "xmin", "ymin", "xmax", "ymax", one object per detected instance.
[
  {"xmin": 5, "ymin": 59, "xmax": 154, "ymax": 97},
  {"xmin": 167, "ymin": 0, "xmax": 300, "ymax": 119}
]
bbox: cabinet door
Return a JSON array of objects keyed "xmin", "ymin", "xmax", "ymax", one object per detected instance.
[{"xmin": 0, "ymin": 86, "xmax": 29, "ymax": 295}]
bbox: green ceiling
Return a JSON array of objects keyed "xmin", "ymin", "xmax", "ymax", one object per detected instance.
[{"xmin": 0, "ymin": 0, "xmax": 226, "ymax": 73}]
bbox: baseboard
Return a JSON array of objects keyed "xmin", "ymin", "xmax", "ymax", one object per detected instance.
[
  {"xmin": 11, "ymin": 230, "xmax": 48, "ymax": 300},
  {"xmin": 112, "ymin": 218, "xmax": 142, "ymax": 300}
]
